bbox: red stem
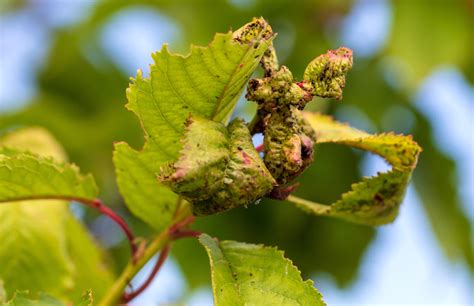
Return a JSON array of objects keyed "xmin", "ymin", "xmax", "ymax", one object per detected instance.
[
  {"xmin": 168, "ymin": 215, "xmax": 196, "ymax": 234},
  {"xmin": 94, "ymin": 200, "xmax": 138, "ymax": 255},
  {"xmin": 170, "ymin": 229, "xmax": 202, "ymax": 240},
  {"xmin": 122, "ymin": 243, "xmax": 171, "ymax": 303},
  {"xmin": 121, "ymin": 216, "xmax": 200, "ymax": 302},
  {"xmin": 85, "ymin": 199, "xmax": 138, "ymax": 261}
]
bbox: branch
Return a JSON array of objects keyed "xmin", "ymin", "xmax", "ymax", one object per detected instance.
[
  {"xmin": 170, "ymin": 229, "xmax": 202, "ymax": 240},
  {"xmin": 98, "ymin": 203, "xmax": 194, "ymax": 306},
  {"xmin": 98, "ymin": 227, "xmax": 171, "ymax": 306},
  {"xmin": 87, "ymin": 199, "xmax": 138, "ymax": 260},
  {"xmin": 122, "ymin": 243, "xmax": 171, "ymax": 302}
]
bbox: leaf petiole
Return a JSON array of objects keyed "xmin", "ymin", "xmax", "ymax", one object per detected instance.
[
  {"xmin": 86, "ymin": 198, "xmax": 139, "ymax": 260},
  {"xmin": 285, "ymin": 195, "xmax": 331, "ymax": 215}
]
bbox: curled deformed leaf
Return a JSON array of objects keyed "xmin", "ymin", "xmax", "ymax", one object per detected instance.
[
  {"xmin": 114, "ymin": 17, "xmax": 274, "ymax": 229},
  {"xmin": 160, "ymin": 116, "xmax": 275, "ymax": 216},
  {"xmin": 264, "ymin": 108, "xmax": 316, "ymax": 185},
  {"xmin": 246, "ymin": 66, "xmax": 311, "ymax": 111},
  {"xmin": 288, "ymin": 112, "xmax": 421, "ymax": 226},
  {"xmin": 302, "ymin": 47, "xmax": 353, "ymax": 100},
  {"xmin": 199, "ymin": 234, "xmax": 325, "ymax": 306},
  {"xmin": 246, "ymin": 46, "xmax": 351, "ymax": 187}
]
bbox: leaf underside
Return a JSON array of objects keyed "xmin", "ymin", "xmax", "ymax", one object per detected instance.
[
  {"xmin": 199, "ymin": 234, "xmax": 325, "ymax": 306},
  {"xmin": 114, "ymin": 18, "xmax": 274, "ymax": 230},
  {"xmin": 296, "ymin": 112, "xmax": 422, "ymax": 225}
]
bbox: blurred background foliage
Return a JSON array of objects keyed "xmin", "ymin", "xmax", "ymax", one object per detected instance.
[{"xmin": 0, "ymin": 0, "xmax": 473, "ymax": 304}]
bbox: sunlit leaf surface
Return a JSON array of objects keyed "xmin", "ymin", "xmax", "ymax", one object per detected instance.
[{"xmin": 199, "ymin": 234, "xmax": 325, "ymax": 306}]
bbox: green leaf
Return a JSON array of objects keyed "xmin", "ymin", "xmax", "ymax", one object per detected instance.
[
  {"xmin": 199, "ymin": 234, "xmax": 325, "ymax": 306},
  {"xmin": 0, "ymin": 128, "xmax": 113, "ymax": 301},
  {"xmin": 78, "ymin": 290, "xmax": 93, "ymax": 306},
  {"xmin": 114, "ymin": 17, "xmax": 274, "ymax": 230},
  {"xmin": 160, "ymin": 116, "xmax": 275, "ymax": 216},
  {"xmin": 0, "ymin": 128, "xmax": 78, "ymax": 298},
  {"xmin": 63, "ymin": 214, "xmax": 114, "ymax": 302},
  {"xmin": 0, "ymin": 128, "xmax": 98, "ymax": 203},
  {"xmin": 0, "ymin": 152, "xmax": 98, "ymax": 203},
  {"xmin": 113, "ymin": 142, "xmax": 177, "ymax": 232},
  {"xmin": 0, "ymin": 199, "xmax": 74, "ymax": 298},
  {"xmin": 288, "ymin": 112, "xmax": 421, "ymax": 225},
  {"xmin": 388, "ymin": 0, "xmax": 471, "ymax": 87},
  {"xmin": 0, "ymin": 127, "xmax": 67, "ymax": 161},
  {"xmin": 2, "ymin": 291, "xmax": 65, "ymax": 306},
  {"xmin": 0, "ymin": 280, "xmax": 6, "ymax": 302}
]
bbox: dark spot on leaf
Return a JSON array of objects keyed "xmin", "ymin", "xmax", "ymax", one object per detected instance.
[{"xmin": 374, "ymin": 193, "xmax": 384, "ymax": 202}]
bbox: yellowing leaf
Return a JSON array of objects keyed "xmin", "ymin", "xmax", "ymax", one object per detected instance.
[
  {"xmin": 0, "ymin": 127, "xmax": 66, "ymax": 161},
  {"xmin": 0, "ymin": 199, "xmax": 74, "ymax": 298},
  {"xmin": 114, "ymin": 18, "xmax": 274, "ymax": 230},
  {"xmin": 0, "ymin": 127, "xmax": 97, "ymax": 203},
  {"xmin": 288, "ymin": 112, "xmax": 421, "ymax": 225},
  {"xmin": 0, "ymin": 128, "xmax": 113, "ymax": 302},
  {"xmin": 199, "ymin": 234, "xmax": 325, "ymax": 306},
  {"xmin": 2, "ymin": 291, "xmax": 64, "ymax": 306},
  {"xmin": 0, "ymin": 152, "xmax": 98, "ymax": 203},
  {"xmin": 63, "ymin": 215, "xmax": 114, "ymax": 302},
  {"xmin": 0, "ymin": 281, "xmax": 6, "ymax": 302}
]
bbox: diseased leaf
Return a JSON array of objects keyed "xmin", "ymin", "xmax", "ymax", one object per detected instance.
[
  {"xmin": 289, "ymin": 112, "xmax": 421, "ymax": 225},
  {"xmin": 2, "ymin": 291, "xmax": 65, "ymax": 306},
  {"xmin": 114, "ymin": 18, "xmax": 274, "ymax": 230},
  {"xmin": 199, "ymin": 234, "xmax": 324, "ymax": 306},
  {"xmin": 303, "ymin": 47, "xmax": 353, "ymax": 100},
  {"xmin": 160, "ymin": 116, "xmax": 275, "ymax": 216},
  {"xmin": 0, "ymin": 128, "xmax": 113, "ymax": 301}
]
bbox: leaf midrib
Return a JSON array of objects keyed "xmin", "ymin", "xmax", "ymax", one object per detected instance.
[{"xmin": 210, "ymin": 34, "xmax": 268, "ymax": 121}]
